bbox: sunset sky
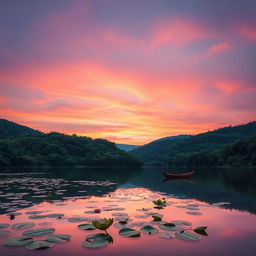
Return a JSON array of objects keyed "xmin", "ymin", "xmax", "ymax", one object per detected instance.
[{"xmin": 0, "ymin": 0, "xmax": 256, "ymax": 145}]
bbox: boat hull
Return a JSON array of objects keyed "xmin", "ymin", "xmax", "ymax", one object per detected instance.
[{"xmin": 163, "ymin": 171, "xmax": 194, "ymax": 179}]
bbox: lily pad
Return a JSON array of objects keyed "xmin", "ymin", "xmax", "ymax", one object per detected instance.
[
  {"xmin": 186, "ymin": 211, "xmax": 202, "ymax": 215},
  {"xmin": 78, "ymin": 224, "xmax": 96, "ymax": 230},
  {"xmin": 0, "ymin": 230, "xmax": 10, "ymax": 237},
  {"xmin": 172, "ymin": 220, "xmax": 192, "ymax": 226},
  {"xmin": 158, "ymin": 232, "xmax": 176, "ymax": 239},
  {"xmin": 23, "ymin": 228, "xmax": 55, "ymax": 237},
  {"xmin": 175, "ymin": 232, "xmax": 201, "ymax": 241},
  {"xmin": 45, "ymin": 234, "xmax": 71, "ymax": 243},
  {"xmin": 3, "ymin": 236, "xmax": 33, "ymax": 246},
  {"xmin": 26, "ymin": 240, "xmax": 53, "ymax": 250},
  {"xmin": 83, "ymin": 233, "xmax": 112, "ymax": 248},
  {"xmin": 140, "ymin": 225, "xmax": 159, "ymax": 234},
  {"xmin": 112, "ymin": 213, "xmax": 128, "ymax": 217},
  {"xmin": 25, "ymin": 211, "xmax": 43, "ymax": 215},
  {"xmin": 159, "ymin": 223, "xmax": 184, "ymax": 232},
  {"xmin": 12, "ymin": 222, "xmax": 35, "ymax": 230},
  {"xmin": 68, "ymin": 217, "xmax": 87, "ymax": 222},
  {"xmin": 0, "ymin": 224, "xmax": 9, "ymax": 229},
  {"xmin": 29, "ymin": 215, "xmax": 47, "ymax": 219},
  {"xmin": 119, "ymin": 228, "xmax": 141, "ymax": 237},
  {"xmin": 47, "ymin": 213, "xmax": 64, "ymax": 218}
]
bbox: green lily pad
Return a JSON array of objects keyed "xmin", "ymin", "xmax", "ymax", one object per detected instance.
[
  {"xmin": 159, "ymin": 223, "xmax": 184, "ymax": 232},
  {"xmin": 83, "ymin": 233, "xmax": 112, "ymax": 248},
  {"xmin": 119, "ymin": 228, "xmax": 141, "ymax": 237},
  {"xmin": 112, "ymin": 213, "xmax": 128, "ymax": 217},
  {"xmin": 78, "ymin": 224, "xmax": 96, "ymax": 230},
  {"xmin": 140, "ymin": 225, "xmax": 159, "ymax": 234},
  {"xmin": 47, "ymin": 213, "xmax": 64, "ymax": 218},
  {"xmin": 175, "ymin": 232, "xmax": 201, "ymax": 241},
  {"xmin": 186, "ymin": 211, "xmax": 202, "ymax": 215},
  {"xmin": 0, "ymin": 230, "xmax": 10, "ymax": 237},
  {"xmin": 12, "ymin": 222, "xmax": 35, "ymax": 230},
  {"xmin": 45, "ymin": 234, "xmax": 71, "ymax": 243},
  {"xmin": 68, "ymin": 217, "xmax": 87, "ymax": 222},
  {"xmin": 3, "ymin": 236, "xmax": 33, "ymax": 246},
  {"xmin": 26, "ymin": 240, "xmax": 53, "ymax": 250},
  {"xmin": 29, "ymin": 215, "xmax": 47, "ymax": 219},
  {"xmin": 152, "ymin": 215, "xmax": 162, "ymax": 221},
  {"xmin": 0, "ymin": 224, "xmax": 9, "ymax": 229},
  {"xmin": 25, "ymin": 211, "xmax": 43, "ymax": 215},
  {"xmin": 172, "ymin": 220, "xmax": 192, "ymax": 226},
  {"xmin": 23, "ymin": 228, "xmax": 55, "ymax": 237},
  {"xmin": 158, "ymin": 232, "xmax": 176, "ymax": 239}
]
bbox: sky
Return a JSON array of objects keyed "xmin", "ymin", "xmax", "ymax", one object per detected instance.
[{"xmin": 0, "ymin": 0, "xmax": 256, "ymax": 145}]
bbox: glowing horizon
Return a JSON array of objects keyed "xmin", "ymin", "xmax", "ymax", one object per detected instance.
[{"xmin": 0, "ymin": 0, "xmax": 256, "ymax": 145}]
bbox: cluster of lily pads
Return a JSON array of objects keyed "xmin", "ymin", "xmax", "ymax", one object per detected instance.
[{"xmin": 0, "ymin": 200, "xmax": 209, "ymax": 251}]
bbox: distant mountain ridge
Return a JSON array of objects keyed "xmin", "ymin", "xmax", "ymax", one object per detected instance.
[
  {"xmin": 116, "ymin": 143, "xmax": 139, "ymax": 152},
  {"xmin": 131, "ymin": 122, "xmax": 256, "ymax": 166}
]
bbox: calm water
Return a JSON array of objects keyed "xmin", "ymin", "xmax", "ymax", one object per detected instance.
[{"xmin": 0, "ymin": 166, "xmax": 256, "ymax": 256}]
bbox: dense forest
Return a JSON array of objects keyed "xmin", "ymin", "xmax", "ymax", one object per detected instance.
[
  {"xmin": 131, "ymin": 121, "xmax": 256, "ymax": 167},
  {"xmin": 0, "ymin": 120, "xmax": 142, "ymax": 167}
]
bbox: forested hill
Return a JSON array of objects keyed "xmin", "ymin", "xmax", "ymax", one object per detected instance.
[
  {"xmin": 130, "ymin": 135, "xmax": 190, "ymax": 165},
  {"xmin": 0, "ymin": 120, "xmax": 142, "ymax": 167},
  {"xmin": 131, "ymin": 121, "xmax": 256, "ymax": 166},
  {"xmin": 0, "ymin": 119, "xmax": 41, "ymax": 138}
]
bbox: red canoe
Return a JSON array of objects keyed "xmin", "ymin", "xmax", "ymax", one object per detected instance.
[{"xmin": 162, "ymin": 171, "xmax": 194, "ymax": 179}]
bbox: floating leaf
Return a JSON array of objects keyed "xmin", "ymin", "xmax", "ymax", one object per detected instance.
[
  {"xmin": 23, "ymin": 228, "xmax": 55, "ymax": 237},
  {"xmin": 112, "ymin": 213, "xmax": 128, "ymax": 217},
  {"xmin": 47, "ymin": 213, "xmax": 64, "ymax": 218},
  {"xmin": 186, "ymin": 211, "xmax": 202, "ymax": 215},
  {"xmin": 158, "ymin": 232, "xmax": 175, "ymax": 239},
  {"xmin": 26, "ymin": 240, "xmax": 53, "ymax": 250},
  {"xmin": 194, "ymin": 226, "xmax": 208, "ymax": 236},
  {"xmin": 0, "ymin": 224, "xmax": 9, "ymax": 229},
  {"xmin": 83, "ymin": 233, "xmax": 112, "ymax": 248},
  {"xmin": 78, "ymin": 224, "xmax": 96, "ymax": 230},
  {"xmin": 119, "ymin": 228, "xmax": 141, "ymax": 237},
  {"xmin": 92, "ymin": 218, "xmax": 113, "ymax": 231},
  {"xmin": 159, "ymin": 223, "xmax": 184, "ymax": 232},
  {"xmin": 3, "ymin": 236, "xmax": 33, "ymax": 246},
  {"xmin": 0, "ymin": 230, "xmax": 10, "ymax": 237},
  {"xmin": 29, "ymin": 215, "xmax": 47, "ymax": 219},
  {"xmin": 25, "ymin": 211, "xmax": 43, "ymax": 215},
  {"xmin": 172, "ymin": 220, "xmax": 192, "ymax": 226},
  {"xmin": 12, "ymin": 222, "xmax": 35, "ymax": 230},
  {"xmin": 45, "ymin": 234, "xmax": 71, "ymax": 243},
  {"xmin": 68, "ymin": 217, "xmax": 87, "ymax": 222},
  {"xmin": 140, "ymin": 225, "xmax": 159, "ymax": 234},
  {"xmin": 175, "ymin": 232, "xmax": 201, "ymax": 241}
]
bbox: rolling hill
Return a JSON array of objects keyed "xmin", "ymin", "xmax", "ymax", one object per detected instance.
[
  {"xmin": 131, "ymin": 122, "xmax": 256, "ymax": 166},
  {"xmin": 0, "ymin": 119, "xmax": 142, "ymax": 167}
]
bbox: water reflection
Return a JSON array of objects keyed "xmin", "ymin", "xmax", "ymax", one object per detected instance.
[{"xmin": 0, "ymin": 166, "xmax": 256, "ymax": 256}]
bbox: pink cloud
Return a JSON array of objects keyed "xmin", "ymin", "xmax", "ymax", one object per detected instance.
[{"xmin": 151, "ymin": 18, "xmax": 214, "ymax": 48}]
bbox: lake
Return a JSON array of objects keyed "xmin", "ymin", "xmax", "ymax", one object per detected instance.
[{"xmin": 0, "ymin": 166, "xmax": 256, "ymax": 256}]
